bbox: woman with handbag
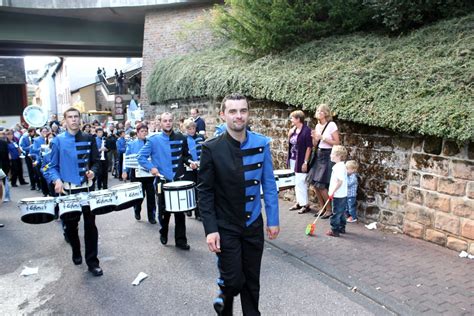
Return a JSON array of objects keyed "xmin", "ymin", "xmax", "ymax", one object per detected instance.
[
  {"xmin": 309, "ymin": 104, "xmax": 340, "ymax": 218},
  {"xmin": 287, "ymin": 110, "xmax": 313, "ymax": 214}
]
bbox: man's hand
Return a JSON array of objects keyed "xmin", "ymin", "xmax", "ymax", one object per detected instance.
[
  {"xmin": 206, "ymin": 232, "xmax": 221, "ymax": 253},
  {"xmin": 190, "ymin": 162, "xmax": 198, "ymax": 170},
  {"xmin": 122, "ymin": 172, "xmax": 128, "ymax": 180},
  {"xmin": 54, "ymin": 179, "xmax": 64, "ymax": 194},
  {"xmin": 85, "ymin": 170, "xmax": 95, "ymax": 180},
  {"xmin": 267, "ymin": 226, "xmax": 280, "ymax": 240},
  {"xmin": 150, "ymin": 167, "xmax": 160, "ymax": 176}
]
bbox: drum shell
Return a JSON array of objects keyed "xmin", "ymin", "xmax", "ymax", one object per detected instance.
[
  {"xmin": 163, "ymin": 181, "xmax": 196, "ymax": 212},
  {"xmin": 274, "ymin": 169, "xmax": 295, "ymax": 190},
  {"xmin": 111, "ymin": 183, "xmax": 143, "ymax": 211},
  {"xmin": 19, "ymin": 197, "xmax": 56, "ymax": 224},
  {"xmin": 57, "ymin": 195, "xmax": 82, "ymax": 221},
  {"xmin": 89, "ymin": 190, "xmax": 116, "ymax": 215}
]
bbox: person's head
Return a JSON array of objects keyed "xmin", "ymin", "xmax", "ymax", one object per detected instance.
[
  {"xmin": 117, "ymin": 122, "xmax": 124, "ymax": 129},
  {"xmin": 136, "ymin": 123, "xmax": 148, "ymax": 140},
  {"xmin": 90, "ymin": 126, "xmax": 96, "ymax": 135},
  {"xmin": 51, "ymin": 114, "xmax": 57, "ymax": 120},
  {"xmin": 155, "ymin": 114, "xmax": 161, "ymax": 130},
  {"xmin": 290, "ymin": 110, "xmax": 305, "ymax": 126},
  {"xmin": 125, "ymin": 120, "xmax": 131, "ymax": 128},
  {"xmin": 116, "ymin": 130, "xmax": 125, "ymax": 138},
  {"xmin": 28, "ymin": 127, "xmax": 36, "ymax": 136},
  {"xmin": 96, "ymin": 128, "xmax": 104, "ymax": 138},
  {"xmin": 149, "ymin": 120, "xmax": 156, "ymax": 131},
  {"xmin": 190, "ymin": 108, "xmax": 199, "ymax": 119},
  {"xmin": 46, "ymin": 132, "xmax": 55, "ymax": 144},
  {"xmin": 160, "ymin": 112, "xmax": 173, "ymax": 133},
  {"xmin": 82, "ymin": 124, "xmax": 91, "ymax": 133},
  {"xmin": 63, "ymin": 107, "xmax": 81, "ymax": 132},
  {"xmin": 183, "ymin": 119, "xmax": 196, "ymax": 136},
  {"xmin": 40, "ymin": 126, "xmax": 50, "ymax": 137},
  {"xmin": 5, "ymin": 129, "xmax": 13, "ymax": 141},
  {"xmin": 314, "ymin": 104, "xmax": 333, "ymax": 123},
  {"xmin": 51, "ymin": 123, "xmax": 59, "ymax": 132},
  {"xmin": 330, "ymin": 145, "xmax": 347, "ymax": 163},
  {"xmin": 108, "ymin": 123, "xmax": 115, "ymax": 131},
  {"xmin": 220, "ymin": 93, "xmax": 249, "ymax": 133},
  {"xmin": 129, "ymin": 131, "xmax": 136, "ymax": 138},
  {"xmin": 346, "ymin": 160, "xmax": 359, "ymax": 175}
]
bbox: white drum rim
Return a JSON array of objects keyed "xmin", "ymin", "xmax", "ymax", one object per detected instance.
[{"xmin": 19, "ymin": 197, "xmax": 55, "ymax": 204}]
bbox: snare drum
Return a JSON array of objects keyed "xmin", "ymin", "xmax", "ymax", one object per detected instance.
[
  {"xmin": 89, "ymin": 190, "xmax": 116, "ymax": 215},
  {"xmin": 274, "ymin": 169, "xmax": 295, "ymax": 190},
  {"xmin": 56, "ymin": 195, "xmax": 83, "ymax": 221},
  {"xmin": 110, "ymin": 182, "xmax": 143, "ymax": 211},
  {"xmin": 19, "ymin": 197, "xmax": 56, "ymax": 224},
  {"xmin": 163, "ymin": 181, "xmax": 196, "ymax": 212}
]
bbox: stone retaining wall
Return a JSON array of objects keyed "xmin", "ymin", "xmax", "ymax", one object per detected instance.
[{"xmin": 146, "ymin": 97, "xmax": 473, "ymax": 252}]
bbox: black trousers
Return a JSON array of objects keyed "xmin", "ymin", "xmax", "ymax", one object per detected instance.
[
  {"xmin": 10, "ymin": 158, "xmax": 26, "ymax": 185},
  {"xmin": 132, "ymin": 174, "xmax": 156, "ymax": 221},
  {"xmin": 25, "ymin": 155, "xmax": 38, "ymax": 188},
  {"xmin": 217, "ymin": 216, "xmax": 264, "ymax": 316},
  {"xmin": 63, "ymin": 188, "xmax": 99, "ymax": 268},
  {"xmin": 97, "ymin": 160, "xmax": 108, "ymax": 190},
  {"xmin": 156, "ymin": 179, "xmax": 187, "ymax": 245},
  {"xmin": 34, "ymin": 164, "xmax": 49, "ymax": 196}
]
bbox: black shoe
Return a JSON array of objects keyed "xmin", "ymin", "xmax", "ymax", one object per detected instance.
[
  {"xmin": 149, "ymin": 218, "xmax": 157, "ymax": 224},
  {"xmin": 289, "ymin": 204, "xmax": 302, "ymax": 211},
  {"xmin": 20, "ymin": 182, "xmax": 29, "ymax": 185},
  {"xmin": 36, "ymin": 187, "xmax": 41, "ymax": 191},
  {"xmin": 213, "ymin": 296, "xmax": 225, "ymax": 315},
  {"xmin": 30, "ymin": 187, "xmax": 36, "ymax": 191},
  {"xmin": 321, "ymin": 213, "xmax": 332, "ymax": 219},
  {"xmin": 176, "ymin": 243, "xmax": 190, "ymax": 250},
  {"xmin": 0, "ymin": 224, "xmax": 4, "ymax": 228},
  {"xmin": 11, "ymin": 184, "xmax": 18, "ymax": 187},
  {"xmin": 186, "ymin": 211, "xmax": 192, "ymax": 217},
  {"xmin": 340, "ymin": 228, "xmax": 346, "ymax": 234},
  {"xmin": 195, "ymin": 216, "xmax": 202, "ymax": 221},
  {"xmin": 72, "ymin": 256, "xmax": 82, "ymax": 265},
  {"xmin": 88, "ymin": 266, "xmax": 103, "ymax": 277},
  {"xmin": 135, "ymin": 212, "xmax": 141, "ymax": 220},
  {"xmin": 160, "ymin": 235, "xmax": 168, "ymax": 245}
]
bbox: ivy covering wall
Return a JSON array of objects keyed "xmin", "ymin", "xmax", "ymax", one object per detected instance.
[{"xmin": 147, "ymin": 14, "xmax": 474, "ymax": 141}]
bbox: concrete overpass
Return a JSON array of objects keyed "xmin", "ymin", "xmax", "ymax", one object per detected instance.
[{"xmin": 0, "ymin": 0, "xmax": 219, "ymax": 57}]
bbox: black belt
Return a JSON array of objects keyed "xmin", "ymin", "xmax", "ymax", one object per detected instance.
[{"xmin": 317, "ymin": 148, "xmax": 332, "ymax": 151}]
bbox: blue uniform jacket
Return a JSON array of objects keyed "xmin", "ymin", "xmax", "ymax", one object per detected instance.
[
  {"xmin": 187, "ymin": 134, "xmax": 204, "ymax": 162},
  {"xmin": 137, "ymin": 131, "xmax": 191, "ymax": 181},
  {"xmin": 19, "ymin": 134, "xmax": 33, "ymax": 155},
  {"xmin": 124, "ymin": 138, "xmax": 146, "ymax": 173},
  {"xmin": 117, "ymin": 137, "xmax": 126, "ymax": 154},
  {"xmin": 45, "ymin": 131, "xmax": 100, "ymax": 185},
  {"xmin": 31, "ymin": 136, "xmax": 45, "ymax": 159},
  {"xmin": 198, "ymin": 131, "xmax": 279, "ymax": 234}
]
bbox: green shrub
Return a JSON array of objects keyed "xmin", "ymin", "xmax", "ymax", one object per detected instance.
[{"xmin": 147, "ymin": 14, "xmax": 474, "ymax": 141}]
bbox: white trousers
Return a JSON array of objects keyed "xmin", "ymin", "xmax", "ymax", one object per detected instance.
[{"xmin": 290, "ymin": 159, "xmax": 308, "ymax": 206}]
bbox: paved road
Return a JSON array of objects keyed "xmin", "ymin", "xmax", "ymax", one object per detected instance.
[{"xmin": 0, "ymin": 180, "xmax": 389, "ymax": 315}]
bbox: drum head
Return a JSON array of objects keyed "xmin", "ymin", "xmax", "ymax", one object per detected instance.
[
  {"xmin": 20, "ymin": 197, "xmax": 55, "ymax": 203},
  {"xmin": 111, "ymin": 183, "xmax": 141, "ymax": 190},
  {"xmin": 274, "ymin": 169, "xmax": 295, "ymax": 177},
  {"xmin": 163, "ymin": 181, "xmax": 195, "ymax": 190},
  {"xmin": 23, "ymin": 105, "xmax": 48, "ymax": 127}
]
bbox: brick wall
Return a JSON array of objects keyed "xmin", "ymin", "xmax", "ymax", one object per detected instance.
[
  {"xmin": 147, "ymin": 97, "xmax": 474, "ymax": 252},
  {"xmin": 141, "ymin": 4, "xmax": 215, "ymax": 106}
]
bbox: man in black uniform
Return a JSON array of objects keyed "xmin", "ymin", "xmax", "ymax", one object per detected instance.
[
  {"xmin": 46, "ymin": 107, "xmax": 103, "ymax": 276},
  {"xmin": 198, "ymin": 93, "xmax": 280, "ymax": 315}
]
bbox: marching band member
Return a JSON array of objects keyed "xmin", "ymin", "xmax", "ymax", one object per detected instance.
[
  {"xmin": 137, "ymin": 112, "xmax": 196, "ymax": 250},
  {"xmin": 198, "ymin": 93, "xmax": 280, "ymax": 315},
  {"xmin": 182, "ymin": 119, "xmax": 204, "ymax": 220},
  {"xmin": 45, "ymin": 107, "xmax": 103, "ymax": 277},
  {"xmin": 122, "ymin": 124, "xmax": 157, "ymax": 224},
  {"xmin": 95, "ymin": 128, "xmax": 109, "ymax": 190},
  {"xmin": 32, "ymin": 126, "xmax": 50, "ymax": 196},
  {"xmin": 19, "ymin": 127, "xmax": 38, "ymax": 190}
]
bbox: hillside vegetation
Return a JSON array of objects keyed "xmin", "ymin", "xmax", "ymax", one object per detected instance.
[{"xmin": 147, "ymin": 14, "xmax": 474, "ymax": 141}]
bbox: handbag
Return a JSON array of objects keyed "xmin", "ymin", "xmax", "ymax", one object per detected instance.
[
  {"xmin": 307, "ymin": 122, "xmax": 330, "ymax": 169},
  {"xmin": 306, "ymin": 122, "xmax": 330, "ymax": 184}
]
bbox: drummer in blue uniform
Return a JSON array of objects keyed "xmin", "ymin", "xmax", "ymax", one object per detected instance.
[
  {"xmin": 182, "ymin": 119, "xmax": 204, "ymax": 220},
  {"xmin": 198, "ymin": 93, "xmax": 280, "ymax": 315},
  {"xmin": 122, "ymin": 123, "xmax": 157, "ymax": 224},
  {"xmin": 45, "ymin": 107, "xmax": 103, "ymax": 277},
  {"xmin": 31, "ymin": 126, "xmax": 50, "ymax": 196},
  {"xmin": 137, "ymin": 112, "xmax": 196, "ymax": 250}
]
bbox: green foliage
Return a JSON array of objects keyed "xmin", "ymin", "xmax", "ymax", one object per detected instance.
[
  {"xmin": 365, "ymin": 0, "xmax": 474, "ymax": 32},
  {"xmin": 147, "ymin": 14, "xmax": 474, "ymax": 141},
  {"xmin": 210, "ymin": 0, "xmax": 374, "ymax": 57}
]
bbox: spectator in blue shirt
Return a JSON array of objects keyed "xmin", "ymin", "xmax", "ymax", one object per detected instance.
[{"xmin": 6, "ymin": 129, "xmax": 28, "ymax": 187}]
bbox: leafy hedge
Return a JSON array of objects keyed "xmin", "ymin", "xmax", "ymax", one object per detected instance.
[{"xmin": 147, "ymin": 14, "xmax": 474, "ymax": 141}]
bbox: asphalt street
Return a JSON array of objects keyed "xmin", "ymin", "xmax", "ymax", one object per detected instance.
[{"xmin": 1, "ymin": 179, "xmax": 391, "ymax": 315}]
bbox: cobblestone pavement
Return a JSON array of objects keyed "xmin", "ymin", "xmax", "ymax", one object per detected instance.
[{"xmin": 268, "ymin": 198, "xmax": 474, "ymax": 315}]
